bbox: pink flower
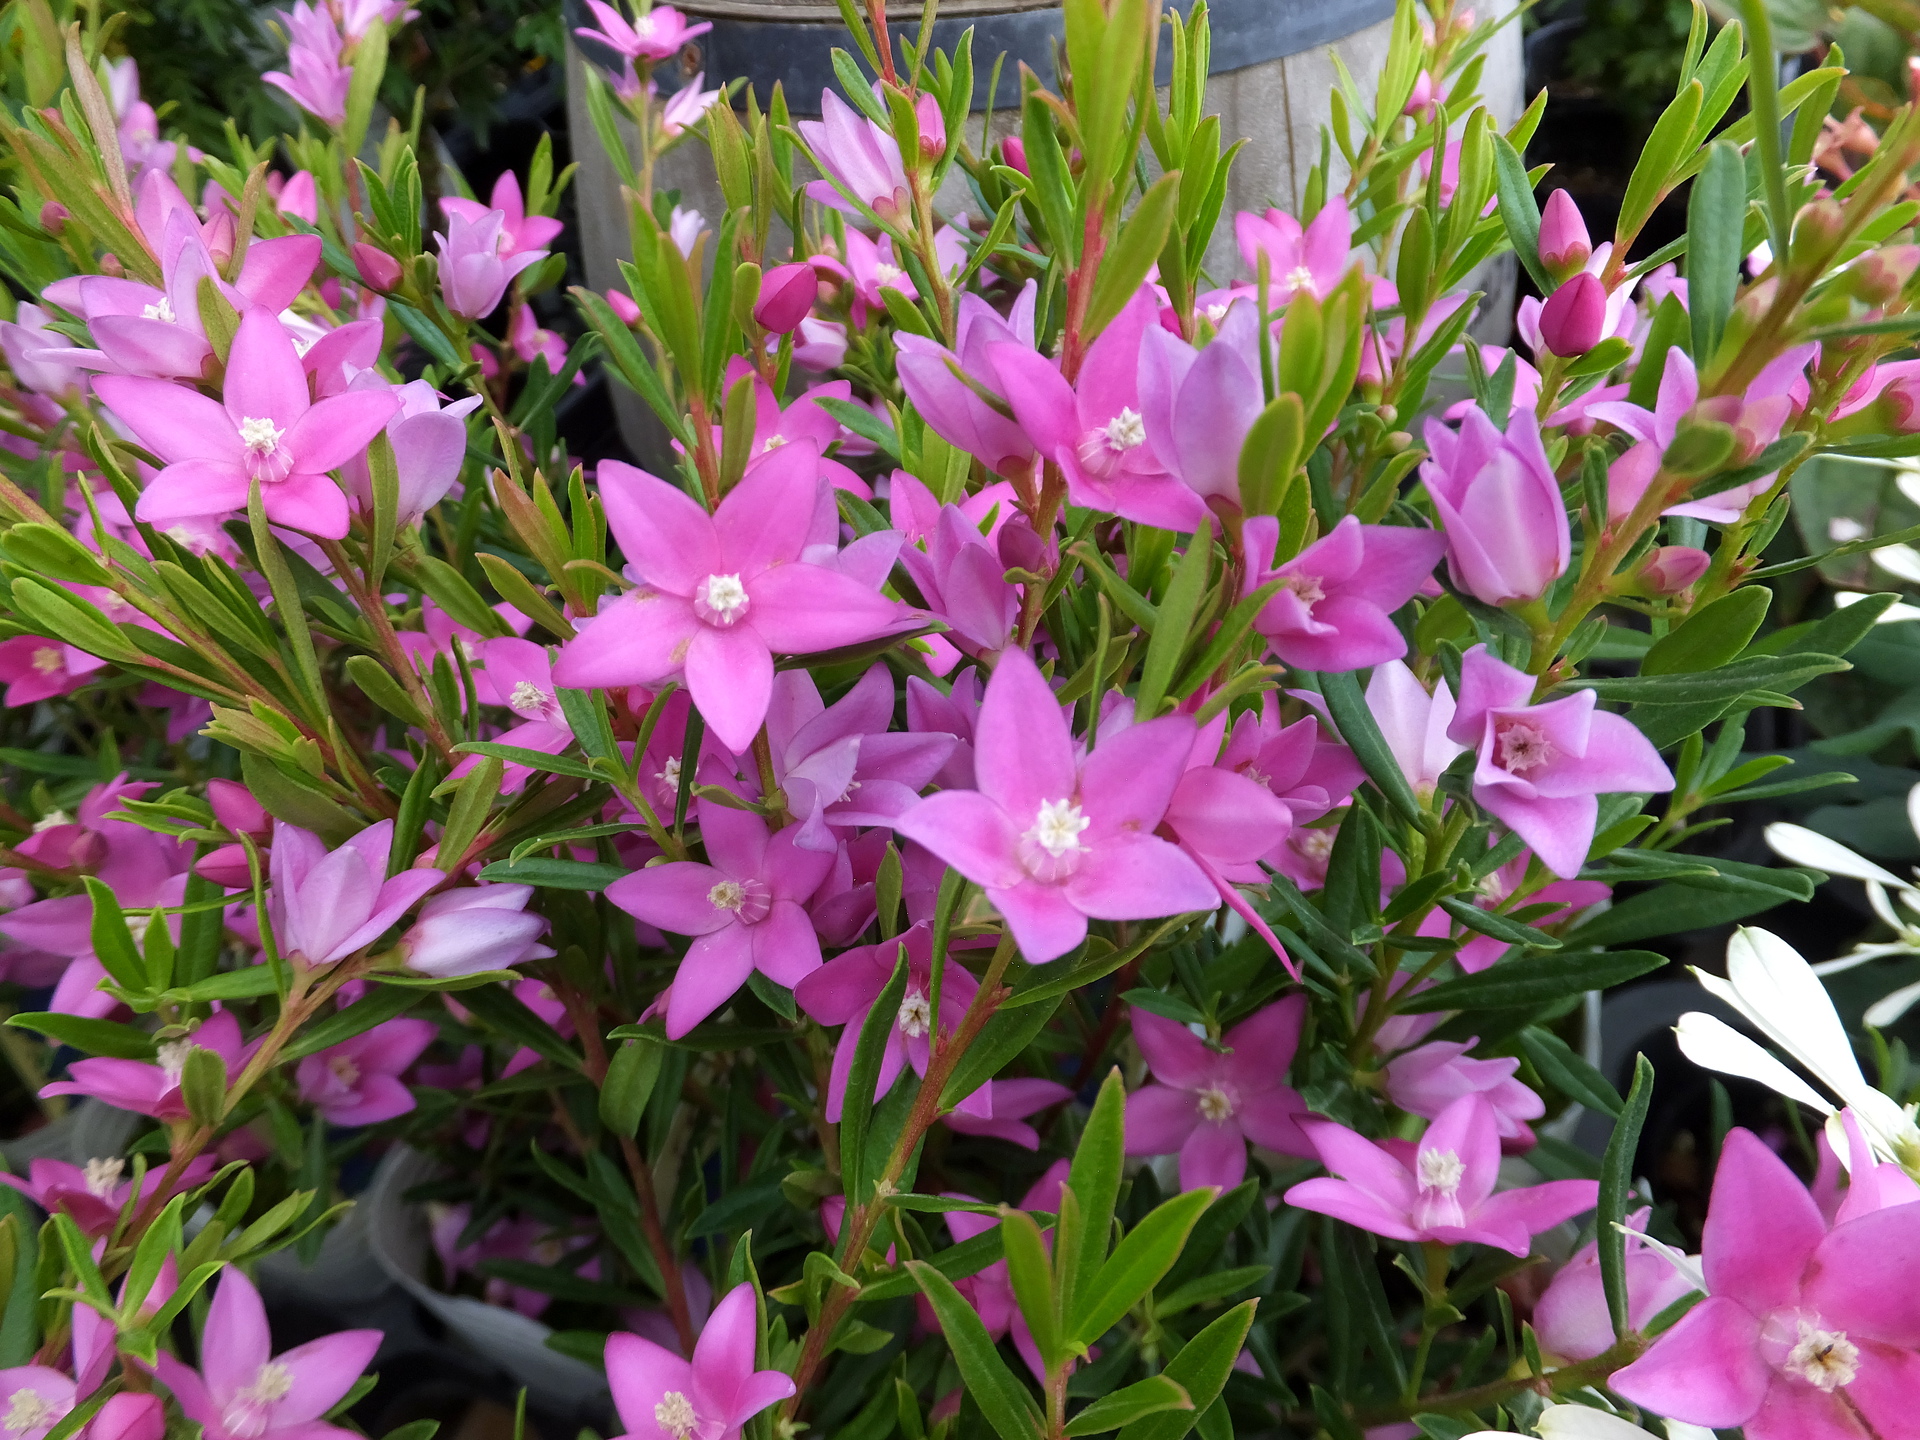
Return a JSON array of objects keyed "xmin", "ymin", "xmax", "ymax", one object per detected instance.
[
  {"xmin": 574, "ymin": 1, "xmax": 711, "ymax": 61},
  {"xmin": 894, "ymin": 648, "xmax": 1216, "ymax": 963},
  {"xmin": 942, "ymin": 1077, "xmax": 1072, "ymax": 1149},
  {"xmin": 398, "ymin": 885, "xmax": 553, "ymax": 978},
  {"xmin": 0, "ymin": 635, "xmax": 106, "ymax": 706},
  {"xmin": 1612, "ymin": 1127, "xmax": 1920, "ymax": 1438},
  {"xmin": 1537, "ymin": 272, "xmax": 1607, "ymax": 357},
  {"xmin": 1285, "ymin": 1093, "xmax": 1598, "ymax": 1254},
  {"xmin": 798, "ymin": 90, "xmax": 910, "ymax": 220},
  {"xmin": 1419, "ymin": 405, "xmax": 1570, "ymax": 606},
  {"xmin": 753, "ymin": 263, "xmax": 818, "ymax": 334},
  {"xmin": 794, "ymin": 920, "xmax": 979, "ymax": 1121},
  {"xmin": 1538, "ymin": 189, "xmax": 1593, "ymax": 278},
  {"xmin": 152, "ymin": 1267, "xmax": 380, "ymax": 1440},
  {"xmin": 42, "ymin": 1010, "xmax": 250, "ymax": 1120},
  {"xmin": 0, "ymin": 303, "xmax": 87, "ymax": 398},
  {"xmin": 263, "ymin": 22, "xmax": 350, "ymax": 126},
  {"xmin": 0, "ymin": 1370, "xmax": 76, "ymax": 1440},
  {"xmin": 0, "ymin": 1154, "xmax": 215, "ymax": 1237},
  {"xmin": 1138, "ymin": 303, "xmax": 1265, "ymax": 508},
  {"xmin": 1235, "ymin": 197, "xmax": 1355, "ymax": 304},
  {"xmin": 294, "ymin": 1015, "xmax": 435, "ymax": 1125},
  {"xmin": 605, "ymin": 1283, "xmax": 794, "ymax": 1440},
  {"xmin": 792, "ymin": 316, "xmax": 847, "ymax": 371},
  {"xmin": 93, "ymin": 308, "xmax": 398, "ymax": 539},
  {"xmin": 896, "ymin": 285, "xmax": 1039, "ymax": 479},
  {"xmin": 549, "ymin": 449, "xmax": 909, "ymax": 754},
  {"xmin": 434, "ymin": 209, "xmax": 546, "ymax": 319},
  {"xmin": 925, "ymin": 1166, "xmax": 1070, "ymax": 1381},
  {"xmin": 1383, "ymin": 1039, "xmax": 1545, "ymax": 1145},
  {"xmin": 440, "ymin": 172, "xmax": 563, "ymax": 260},
  {"xmin": 1533, "ymin": 1209, "xmax": 1699, "ymax": 1362},
  {"xmin": 267, "ymin": 820, "xmax": 443, "ymax": 966},
  {"xmin": 606, "ymin": 800, "xmax": 832, "ymax": 1038},
  {"xmin": 340, "ymin": 376, "xmax": 481, "ymax": 525},
  {"xmin": 1124, "ymin": 998, "xmax": 1315, "ymax": 1190},
  {"xmin": 1447, "ymin": 645, "xmax": 1673, "ymax": 879},
  {"xmin": 989, "ymin": 287, "xmax": 1208, "ymax": 530},
  {"xmin": 1640, "ymin": 544, "xmax": 1711, "ymax": 593},
  {"xmin": 1364, "ymin": 659, "xmax": 1465, "ymax": 801},
  {"xmin": 896, "ymin": 504, "xmax": 1020, "ymax": 659},
  {"xmin": 660, "ymin": 73, "xmax": 723, "ymax": 137},
  {"xmin": 1241, "ymin": 514, "xmax": 1445, "ymax": 672}
]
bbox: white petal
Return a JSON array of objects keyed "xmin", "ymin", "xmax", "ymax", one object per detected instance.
[
  {"xmin": 1873, "ymin": 543, "xmax": 1920, "ymax": 584},
  {"xmin": 1833, "ymin": 590, "xmax": 1920, "ymax": 624},
  {"xmin": 1720, "ymin": 928, "xmax": 1867, "ymax": 1104},
  {"xmin": 1612, "ymin": 1222, "xmax": 1706, "ymax": 1296},
  {"xmin": 1675, "ymin": 1011, "xmax": 1836, "ymax": 1117},
  {"xmin": 1907, "ymin": 779, "xmax": 1920, "ymax": 849},
  {"xmin": 1825, "ymin": 1112, "xmax": 1857, "ymax": 1175},
  {"xmin": 1762, "ymin": 822, "xmax": 1907, "ymax": 887},
  {"xmin": 1534, "ymin": 1407, "xmax": 1663, "ymax": 1440},
  {"xmin": 1812, "ymin": 943, "xmax": 1916, "ymax": 976},
  {"xmin": 1866, "ymin": 977, "xmax": 1920, "ymax": 1029},
  {"xmin": 1665, "ymin": 1426, "xmax": 1718, "ymax": 1440}
]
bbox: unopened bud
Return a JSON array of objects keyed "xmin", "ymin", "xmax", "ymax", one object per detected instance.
[
  {"xmin": 1849, "ymin": 244, "xmax": 1920, "ymax": 306},
  {"xmin": 1404, "ymin": 70, "xmax": 1436, "ymax": 118},
  {"xmin": 606, "ymin": 289, "xmax": 642, "ymax": 326},
  {"xmin": 754, "ymin": 262, "xmax": 818, "ymax": 334},
  {"xmin": 916, "ymin": 92, "xmax": 947, "ymax": 159},
  {"xmin": 37, "ymin": 202, "xmax": 67, "ymax": 235},
  {"xmin": 1641, "ymin": 545, "xmax": 1712, "ymax": 594},
  {"xmin": 1538, "ymin": 271, "xmax": 1607, "ymax": 357},
  {"xmin": 999, "ymin": 136, "xmax": 1029, "ymax": 177},
  {"xmin": 351, "ymin": 242, "xmax": 402, "ymax": 292},
  {"xmin": 1538, "ymin": 189, "xmax": 1592, "ymax": 280},
  {"xmin": 1790, "ymin": 198, "xmax": 1847, "ymax": 267},
  {"xmin": 204, "ymin": 211, "xmax": 234, "ymax": 267},
  {"xmin": 997, "ymin": 515, "xmax": 1046, "ymax": 573}
]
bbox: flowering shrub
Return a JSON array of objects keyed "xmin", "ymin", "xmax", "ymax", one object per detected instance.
[{"xmin": 2, "ymin": 0, "xmax": 1920, "ymax": 1438}]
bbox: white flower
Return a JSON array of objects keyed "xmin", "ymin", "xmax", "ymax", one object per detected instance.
[
  {"xmin": 1460, "ymin": 1404, "xmax": 1715, "ymax": 1439},
  {"xmin": 1675, "ymin": 927, "xmax": 1920, "ymax": 1170},
  {"xmin": 1765, "ymin": 785, "xmax": 1920, "ymax": 1026}
]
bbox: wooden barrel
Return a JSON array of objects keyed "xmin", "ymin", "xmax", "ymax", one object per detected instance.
[{"xmin": 563, "ymin": 0, "xmax": 1522, "ymax": 460}]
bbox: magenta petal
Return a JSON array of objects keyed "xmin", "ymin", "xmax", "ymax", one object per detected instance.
[
  {"xmin": 973, "ymin": 648, "xmax": 1077, "ymax": 822},
  {"xmin": 1282, "ymin": 1176, "xmax": 1424, "ymax": 1242},
  {"xmin": 202, "ymin": 1268, "xmax": 275, "ymax": 1404},
  {"xmin": 596, "ymin": 461, "xmax": 719, "ymax": 595},
  {"xmin": 1125, "ymin": 1083, "xmax": 1200, "ymax": 1156},
  {"xmin": 223, "ymin": 307, "xmax": 309, "ymax": 426},
  {"xmin": 722, "ymin": 1371, "xmax": 797, "ymax": 1427},
  {"xmin": 1610, "ymin": 1295, "xmax": 1769, "ymax": 1427},
  {"xmin": 151, "ymin": 1354, "xmax": 217, "ymax": 1428},
  {"xmin": 1079, "ymin": 715, "xmax": 1193, "ymax": 838},
  {"xmin": 94, "ymin": 377, "xmax": 245, "ymax": 463},
  {"xmin": 1165, "ymin": 766, "xmax": 1293, "ymax": 865},
  {"xmin": 1179, "ymin": 1120, "xmax": 1246, "ymax": 1192},
  {"xmin": 1803, "ymin": 1199, "xmax": 1920, "ymax": 1346},
  {"xmin": 285, "ymin": 390, "xmax": 401, "ymax": 473},
  {"xmin": 689, "ymin": 1283, "xmax": 759, "ymax": 1416},
  {"xmin": 714, "ymin": 443, "xmax": 818, "ymax": 573},
  {"xmin": 1702, "ymin": 1128, "xmax": 1827, "ymax": 1315},
  {"xmin": 1236, "ymin": 1087, "xmax": 1314, "ymax": 1158},
  {"xmin": 1300, "ymin": 1118, "xmax": 1418, "ymax": 1212},
  {"xmin": 987, "ymin": 341, "xmax": 1078, "ymax": 458},
  {"xmin": 551, "ymin": 590, "xmax": 701, "ymax": 689},
  {"xmin": 744, "ymin": 564, "xmax": 905, "ymax": 653},
  {"xmin": 605, "ymin": 863, "xmax": 736, "ymax": 936},
  {"xmin": 606, "ymin": 1332, "xmax": 693, "ymax": 1437},
  {"xmin": 262, "ymin": 473, "xmax": 351, "ymax": 539},
  {"xmin": 891, "ymin": 791, "xmax": 1024, "ymax": 891},
  {"xmin": 91, "ymin": 315, "xmax": 212, "ymax": 377},
  {"xmin": 234, "ymin": 234, "xmax": 322, "ymax": 310},
  {"xmin": 1222, "ymin": 997, "xmax": 1305, "ymax": 1091},
  {"xmin": 666, "ymin": 926, "xmax": 756, "ymax": 1038},
  {"xmin": 268, "ymin": 1330, "xmax": 384, "ymax": 1422},
  {"xmin": 1472, "ymin": 1178, "xmax": 1598, "ymax": 1245},
  {"xmin": 747, "ymin": 900, "xmax": 822, "ymax": 987},
  {"xmin": 685, "ymin": 624, "xmax": 774, "ymax": 755},
  {"xmin": 1130, "ymin": 1007, "xmax": 1217, "ymax": 1089},
  {"xmin": 988, "ymin": 881, "xmax": 1088, "ymax": 963},
  {"xmin": 1063, "ymin": 833, "xmax": 1216, "ymax": 920}
]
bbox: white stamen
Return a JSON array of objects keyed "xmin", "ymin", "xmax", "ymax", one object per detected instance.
[
  {"xmin": 508, "ymin": 679, "xmax": 556, "ymax": 718},
  {"xmin": 656, "ymin": 756, "xmax": 682, "ymax": 790},
  {"xmin": 242, "ymin": 1363, "xmax": 295, "ymax": 1404},
  {"xmin": 4, "ymin": 1391, "xmax": 55, "ymax": 1435},
  {"xmin": 141, "ymin": 297, "xmax": 176, "ymax": 323},
  {"xmin": 1295, "ymin": 829, "xmax": 1336, "ymax": 863},
  {"xmin": 695, "ymin": 573, "xmax": 750, "ymax": 625},
  {"xmin": 156, "ymin": 1040, "xmax": 194, "ymax": 1085},
  {"xmin": 1197, "ymin": 1084, "xmax": 1234, "ymax": 1123},
  {"xmin": 653, "ymin": 1392, "xmax": 697, "ymax": 1440},
  {"xmin": 1026, "ymin": 798, "xmax": 1089, "ymax": 858},
  {"xmin": 1496, "ymin": 721, "xmax": 1555, "ymax": 774},
  {"xmin": 1103, "ymin": 407, "xmax": 1146, "ymax": 452},
  {"xmin": 31, "ymin": 810, "xmax": 70, "ymax": 833},
  {"xmin": 897, "ymin": 990, "xmax": 932, "ymax": 1040},
  {"xmin": 1786, "ymin": 1320, "xmax": 1860, "ymax": 1391},
  {"xmin": 762, "ymin": 435, "xmax": 788, "ymax": 452},
  {"xmin": 29, "ymin": 648, "xmax": 62, "ymax": 676},
  {"xmin": 873, "ymin": 263, "xmax": 904, "ymax": 285},
  {"xmin": 1417, "ymin": 1147, "xmax": 1464, "ymax": 1196},
  {"xmin": 709, "ymin": 880, "xmax": 746, "ymax": 912},
  {"xmin": 1282, "ymin": 572, "xmax": 1326, "ymax": 607},
  {"xmin": 1204, "ymin": 302, "xmax": 1230, "ymax": 322},
  {"xmin": 238, "ymin": 416, "xmax": 283, "ymax": 457},
  {"xmin": 82, "ymin": 1157, "xmax": 123, "ymax": 1200},
  {"xmin": 328, "ymin": 1054, "xmax": 361, "ymax": 1088},
  {"xmin": 1285, "ymin": 264, "xmax": 1318, "ymax": 295}
]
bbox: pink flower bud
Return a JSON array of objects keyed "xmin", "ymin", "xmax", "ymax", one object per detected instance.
[
  {"xmin": 1882, "ymin": 373, "xmax": 1920, "ymax": 432},
  {"xmin": 1538, "ymin": 188, "xmax": 1592, "ymax": 279},
  {"xmin": 204, "ymin": 210, "xmax": 234, "ymax": 267},
  {"xmin": 996, "ymin": 515, "xmax": 1047, "ymax": 573},
  {"xmin": 1404, "ymin": 70, "xmax": 1435, "ymax": 118},
  {"xmin": 754, "ymin": 262, "xmax": 818, "ymax": 334},
  {"xmin": 606, "ymin": 288, "xmax": 642, "ymax": 325},
  {"xmin": 999, "ymin": 136, "xmax": 1029, "ymax": 176},
  {"xmin": 1850, "ymin": 244, "xmax": 1920, "ymax": 305},
  {"xmin": 916, "ymin": 92, "xmax": 946, "ymax": 158},
  {"xmin": 37, "ymin": 202, "xmax": 67, "ymax": 235},
  {"xmin": 352, "ymin": 242, "xmax": 402, "ymax": 292},
  {"xmin": 1538, "ymin": 271, "xmax": 1607, "ymax": 357},
  {"xmin": 207, "ymin": 779, "xmax": 270, "ymax": 838},
  {"xmin": 1641, "ymin": 546, "xmax": 1711, "ymax": 594}
]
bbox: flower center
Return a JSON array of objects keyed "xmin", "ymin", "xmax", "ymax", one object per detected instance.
[
  {"xmin": 653, "ymin": 1392, "xmax": 697, "ymax": 1440},
  {"xmin": 707, "ymin": 876, "xmax": 771, "ymax": 925},
  {"xmin": 31, "ymin": 810, "xmax": 71, "ymax": 832},
  {"xmin": 244, "ymin": 1364, "xmax": 295, "ymax": 1405},
  {"xmin": 1417, "ymin": 1147, "xmax": 1464, "ymax": 1197},
  {"xmin": 329, "ymin": 1053, "xmax": 361, "ymax": 1088},
  {"xmin": 30, "ymin": 647, "xmax": 61, "ymax": 675},
  {"xmin": 1496, "ymin": 720, "xmax": 1555, "ymax": 774},
  {"xmin": 873, "ymin": 263, "xmax": 904, "ymax": 285},
  {"xmin": 1104, "ymin": 408, "xmax": 1146, "ymax": 451},
  {"xmin": 1785, "ymin": 1319, "xmax": 1860, "ymax": 1392},
  {"xmin": 82, "ymin": 1156, "xmax": 124, "ymax": 1199},
  {"xmin": 897, "ymin": 989, "xmax": 932, "ymax": 1040},
  {"xmin": 508, "ymin": 679, "xmax": 559, "ymax": 720},
  {"xmin": 1284, "ymin": 264, "xmax": 1319, "ymax": 296},
  {"xmin": 1204, "ymin": 302, "xmax": 1229, "ymax": 322},
  {"xmin": 239, "ymin": 416, "xmax": 283, "ymax": 456},
  {"xmin": 1018, "ymin": 797, "xmax": 1090, "ymax": 882},
  {"xmin": 142, "ymin": 297, "xmax": 176, "ymax": 323},
  {"xmin": 1295, "ymin": 829, "xmax": 1336, "ymax": 863},
  {"xmin": 762, "ymin": 434, "xmax": 787, "ymax": 452},
  {"xmin": 156, "ymin": 1039, "xmax": 194, "ymax": 1085},
  {"xmin": 1197, "ymin": 1084, "xmax": 1234, "ymax": 1123},
  {"xmin": 656, "ymin": 755, "xmax": 682, "ymax": 790},
  {"xmin": 222, "ymin": 1362, "xmax": 295, "ymax": 1439},
  {"xmin": 694, "ymin": 573, "xmax": 750, "ymax": 625},
  {"xmin": 4, "ymin": 1391, "xmax": 57, "ymax": 1435},
  {"xmin": 1282, "ymin": 571, "xmax": 1326, "ymax": 608}
]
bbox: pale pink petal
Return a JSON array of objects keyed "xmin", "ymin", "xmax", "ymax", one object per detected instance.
[
  {"xmin": 265, "ymin": 1329, "xmax": 383, "ymax": 1422},
  {"xmin": 1064, "ymin": 834, "xmax": 1216, "ymax": 920},
  {"xmin": 222, "ymin": 307, "xmax": 309, "ymax": 426},
  {"xmin": 1078, "ymin": 715, "xmax": 1193, "ymax": 838},
  {"xmin": 597, "ymin": 461, "xmax": 719, "ymax": 595},
  {"xmin": 261, "ymin": 473, "xmax": 351, "ymax": 539},
  {"xmin": 714, "ymin": 442, "xmax": 819, "ymax": 573},
  {"xmin": 1703, "ymin": 1128, "xmax": 1827, "ymax": 1315},
  {"xmin": 973, "ymin": 648, "xmax": 1076, "ymax": 821},
  {"xmin": 202, "ymin": 1268, "xmax": 274, "ymax": 1405},
  {"xmin": 284, "ymin": 390, "xmax": 401, "ymax": 473},
  {"xmin": 666, "ymin": 926, "xmax": 755, "ymax": 1038},
  {"xmin": 551, "ymin": 590, "xmax": 701, "ymax": 689},
  {"xmin": 891, "ymin": 791, "xmax": 1024, "ymax": 890},
  {"xmin": 605, "ymin": 1332, "xmax": 693, "ymax": 1437},
  {"xmin": 988, "ymin": 881, "xmax": 1087, "ymax": 963},
  {"xmin": 607, "ymin": 863, "xmax": 736, "ymax": 936},
  {"xmin": 94, "ymin": 377, "xmax": 245, "ymax": 463},
  {"xmin": 1179, "ymin": 1120, "xmax": 1246, "ymax": 1191},
  {"xmin": 685, "ymin": 624, "xmax": 774, "ymax": 755},
  {"xmin": 1610, "ymin": 1295, "xmax": 1768, "ymax": 1427},
  {"xmin": 742, "ymin": 564, "xmax": 905, "ymax": 654}
]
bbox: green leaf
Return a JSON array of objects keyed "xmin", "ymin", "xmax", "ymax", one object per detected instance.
[
  {"xmin": 1577, "ymin": 651, "xmax": 1846, "ymax": 704},
  {"xmin": 1064, "ymin": 1069, "xmax": 1128, "ymax": 1311},
  {"xmin": 1601, "ymin": 1054, "xmax": 1655, "ymax": 1337},
  {"xmin": 1306, "ymin": 670, "xmax": 1430, "ymax": 831},
  {"xmin": 1491, "ymin": 133, "xmax": 1550, "ymax": 293},
  {"xmin": 1238, "ymin": 395, "xmax": 1306, "ymax": 520},
  {"xmin": 476, "ymin": 857, "xmax": 628, "ymax": 891},
  {"xmin": 1686, "ymin": 142, "xmax": 1746, "ymax": 365},
  {"xmin": 1642, "ymin": 586, "xmax": 1771, "ymax": 675},
  {"xmin": 341, "ymin": 21, "xmax": 387, "ymax": 159},
  {"xmin": 1402, "ymin": 950, "xmax": 1668, "ymax": 1012},
  {"xmin": 1071, "ymin": 1187, "xmax": 1214, "ymax": 1345},
  {"xmin": 346, "ymin": 655, "xmax": 428, "ymax": 728},
  {"xmin": 0, "ymin": 523, "xmax": 112, "ymax": 585},
  {"xmin": 1065, "ymin": 1377, "xmax": 1192, "ymax": 1436},
  {"xmin": 599, "ymin": 1037, "xmax": 664, "ymax": 1138},
  {"xmin": 1436, "ymin": 894, "xmax": 1560, "ymax": 949},
  {"xmin": 8, "ymin": 578, "xmax": 141, "ymax": 663},
  {"xmin": 1519, "ymin": 1026, "xmax": 1623, "ymax": 1118},
  {"xmin": 282, "ymin": 983, "xmax": 422, "ymax": 1062},
  {"xmin": 906, "ymin": 1262, "xmax": 1044, "ymax": 1440},
  {"xmin": 453, "ymin": 741, "xmax": 597, "ymax": 781},
  {"xmin": 1135, "ymin": 518, "xmax": 1212, "ymax": 720},
  {"xmin": 840, "ymin": 943, "xmax": 910, "ymax": 1211},
  {"xmin": 435, "ymin": 756, "xmax": 500, "ymax": 873},
  {"xmin": 1087, "ymin": 172, "xmax": 1182, "ymax": 339},
  {"xmin": 1564, "ymin": 868, "xmax": 1815, "ymax": 947},
  {"xmin": 1618, "ymin": 80, "xmax": 1703, "ymax": 245},
  {"xmin": 7, "ymin": 1012, "xmax": 154, "ymax": 1059},
  {"xmin": 81, "ymin": 877, "xmax": 149, "ymax": 995},
  {"xmin": 1002, "ymin": 1208, "xmax": 1062, "ymax": 1367},
  {"xmin": 943, "ymin": 993, "xmax": 1063, "ymax": 1098},
  {"xmin": 1114, "ymin": 1301, "xmax": 1258, "ymax": 1440}
]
